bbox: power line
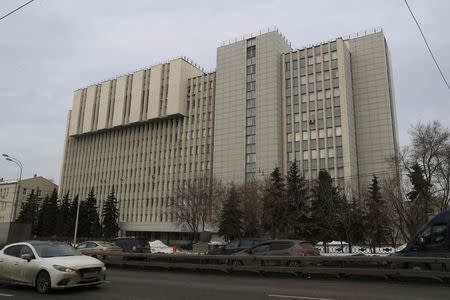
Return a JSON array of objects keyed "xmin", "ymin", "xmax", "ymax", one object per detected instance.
[
  {"xmin": 404, "ymin": 0, "xmax": 450, "ymax": 91},
  {"xmin": 0, "ymin": 0, "xmax": 35, "ymax": 22}
]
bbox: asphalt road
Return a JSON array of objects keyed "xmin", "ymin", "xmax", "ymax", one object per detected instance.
[{"xmin": 1, "ymin": 268, "xmax": 450, "ymax": 300}]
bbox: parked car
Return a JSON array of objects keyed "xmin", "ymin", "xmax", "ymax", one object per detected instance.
[
  {"xmin": 111, "ymin": 237, "xmax": 150, "ymax": 253},
  {"xmin": 76, "ymin": 241, "xmax": 122, "ymax": 260},
  {"xmin": 394, "ymin": 210, "xmax": 450, "ymax": 270},
  {"xmin": 207, "ymin": 238, "xmax": 264, "ymax": 255},
  {"xmin": 0, "ymin": 241, "xmax": 106, "ymax": 293},
  {"xmin": 229, "ymin": 240, "xmax": 319, "ymax": 266}
]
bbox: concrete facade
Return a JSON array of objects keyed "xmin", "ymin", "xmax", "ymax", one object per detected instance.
[
  {"xmin": 0, "ymin": 176, "xmax": 58, "ymax": 223},
  {"xmin": 60, "ymin": 28, "xmax": 398, "ymax": 236}
]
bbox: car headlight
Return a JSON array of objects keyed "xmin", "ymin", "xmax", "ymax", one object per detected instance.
[{"xmin": 53, "ymin": 265, "xmax": 77, "ymax": 273}]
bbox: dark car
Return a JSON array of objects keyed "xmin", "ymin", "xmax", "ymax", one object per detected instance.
[
  {"xmin": 229, "ymin": 240, "xmax": 319, "ymax": 266},
  {"xmin": 397, "ymin": 210, "xmax": 450, "ymax": 258},
  {"xmin": 111, "ymin": 237, "xmax": 150, "ymax": 253},
  {"xmin": 207, "ymin": 238, "xmax": 264, "ymax": 255}
]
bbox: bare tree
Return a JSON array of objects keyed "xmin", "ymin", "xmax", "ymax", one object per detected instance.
[
  {"xmin": 237, "ymin": 181, "xmax": 264, "ymax": 237},
  {"xmin": 407, "ymin": 121, "xmax": 450, "ymax": 211},
  {"xmin": 172, "ymin": 175, "xmax": 225, "ymax": 240}
]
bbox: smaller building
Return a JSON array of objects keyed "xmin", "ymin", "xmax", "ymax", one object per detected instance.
[{"xmin": 0, "ymin": 175, "xmax": 58, "ymax": 223}]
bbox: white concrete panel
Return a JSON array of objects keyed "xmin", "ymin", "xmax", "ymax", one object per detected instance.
[
  {"xmin": 167, "ymin": 59, "xmax": 203, "ymax": 116},
  {"xmin": 68, "ymin": 89, "xmax": 83, "ymax": 136},
  {"xmin": 82, "ymin": 85, "xmax": 97, "ymax": 133},
  {"xmin": 112, "ymin": 75, "xmax": 128, "ymax": 126},
  {"xmin": 147, "ymin": 65, "xmax": 162, "ymax": 119},
  {"xmin": 129, "ymin": 70, "xmax": 144, "ymax": 123},
  {"xmin": 97, "ymin": 80, "xmax": 111, "ymax": 130}
]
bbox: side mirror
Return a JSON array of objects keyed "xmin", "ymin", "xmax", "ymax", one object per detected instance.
[
  {"xmin": 417, "ymin": 236, "xmax": 425, "ymax": 247},
  {"xmin": 21, "ymin": 253, "xmax": 33, "ymax": 262}
]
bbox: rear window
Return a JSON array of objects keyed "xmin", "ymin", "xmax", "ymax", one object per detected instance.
[{"xmin": 97, "ymin": 242, "xmax": 113, "ymax": 247}]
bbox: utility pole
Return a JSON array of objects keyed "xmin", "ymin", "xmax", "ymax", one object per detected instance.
[
  {"xmin": 2, "ymin": 154, "xmax": 23, "ymax": 222},
  {"xmin": 73, "ymin": 198, "xmax": 81, "ymax": 246}
]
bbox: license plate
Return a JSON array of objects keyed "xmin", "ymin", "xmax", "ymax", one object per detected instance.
[{"xmin": 83, "ymin": 272, "xmax": 98, "ymax": 278}]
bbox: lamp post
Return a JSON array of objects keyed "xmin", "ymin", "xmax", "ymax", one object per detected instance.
[
  {"xmin": 73, "ymin": 197, "xmax": 81, "ymax": 246},
  {"xmin": 2, "ymin": 154, "xmax": 23, "ymax": 222}
]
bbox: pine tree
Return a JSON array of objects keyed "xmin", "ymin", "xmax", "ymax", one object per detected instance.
[
  {"xmin": 85, "ymin": 188, "xmax": 101, "ymax": 238},
  {"xmin": 36, "ymin": 196, "xmax": 49, "ymax": 236},
  {"xmin": 57, "ymin": 192, "xmax": 71, "ymax": 237},
  {"xmin": 16, "ymin": 190, "xmax": 40, "ymax": 234},
  {"xmin": 407, "ymin": 163, "xmax": 434, "ymax": 231},
  {"xmin": 262, "ymin": 167, "xmax": 286, "ymax": 239},
  {"xmin": 311, "ymin": 170, "xmax": 342, "ymax": 246},
  {"xmin": 77, "ymin": 200, "xmax": 90, "ymax": 238},
  {"xmin": 285, "ymin": 162, "xmax": 310, "ymax": 239},
  {"xmin": 366, "ymin": 175, "xmax": 389, "ymax": 253},
  {"xmin": 39, "ymin": 189, "xmax": 58, "ymax": 237},
  {"xmin": 218, "ymin": 185, "xmax": 242, "ymax": 240},
  {"xmin": 102, "ymin": 188, "xmax": 120, "ymax": 238}
]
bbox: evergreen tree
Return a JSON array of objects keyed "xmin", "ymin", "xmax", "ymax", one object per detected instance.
[
  {"xmin": 77, "ymin": 200, "xmax": 90, "ymax": 238},
  {"xmin": 57, "ymin": 192, "xmax": 71, "ymax": 237},
  {"xmin": 218, "ymin": 185, "xmax": 242, "ymax": 240},
  {"xmin": 39, "ymin": 189, "xmax": 58, "ymax": 237},
  {"xmin": 16, "ymin": 190, "xmax": 40, "ymax": 234},
  {"xmin": 102, "ymin": 188, "xmax": 120, "ymax": 238},
  {"xmin": 262, "ymin": 167, "xmax": 286, "ymax": 239},
  {"xmin": 285, "ymin": 162, "xmax": 310, "ymax": 239},
  {"xmin": 311, "ymin": 170, "xmax": 342, "ymax": 246},
  {"xmin": 85, "ymin": 188, "xmax": 102, "ymax": 238},
  {"xmin": 36, "ymin": 196, "xmax": 49, "ymax": 236},
  {"xmin": 407, "ymin": 163, "xmax": 434, "ymax": 230},
  {"xmin": 366, "ymin": 175, "xmax": 389, "ymax": 253}
]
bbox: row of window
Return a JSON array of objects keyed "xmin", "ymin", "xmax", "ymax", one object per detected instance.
[
  {"xmin": 285, "ymin": 50, "xmax": 338, "ymax": 71},
  {"xmin": 288, "ymin": 127, "xmax": 342, "ymax": 142},
  {"xmin": 245, "ymin": 41, "xmax": 257, "ymax": 182}
]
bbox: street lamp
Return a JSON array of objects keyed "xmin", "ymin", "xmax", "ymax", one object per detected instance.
[{"xmin": 2, "ymin": 154, "xmax": 23, "ymax": 222}]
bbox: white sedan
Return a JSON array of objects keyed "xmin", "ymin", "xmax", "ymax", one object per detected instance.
[{"xmin": 0, "ymin": 241, "xmax": 106, "ymax": 293}]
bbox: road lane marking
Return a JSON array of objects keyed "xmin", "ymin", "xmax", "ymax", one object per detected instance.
[
  {"xmin": 268, "ymin": 294, "xmax": 336, "ymax": 300},
  {"xmin": 0, "ymin": 293, "xmax": 13, "ymax": 297}
]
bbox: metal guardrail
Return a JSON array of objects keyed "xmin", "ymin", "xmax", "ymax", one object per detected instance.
[{"xmin": 101, "ymin": 251, "xmax": 450, "ymax": 282}]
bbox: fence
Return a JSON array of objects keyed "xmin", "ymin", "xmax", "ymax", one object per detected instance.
[{"xmin": 102, "ymin": 251, "xmax": 450, "ymax": 282}]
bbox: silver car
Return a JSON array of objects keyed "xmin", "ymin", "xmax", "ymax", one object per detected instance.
[{"xmin": 0, "ymin": 241, "xmax": 106, "ymax": 293}]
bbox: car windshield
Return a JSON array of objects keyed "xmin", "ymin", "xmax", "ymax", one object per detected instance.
[{"xmin": 34, "ymin": 243, "xmax": 81, "ymax": 258}]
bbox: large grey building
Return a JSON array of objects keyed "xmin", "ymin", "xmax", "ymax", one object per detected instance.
[{"xmin": 60, "ymin": 27, "xmax": 398, "ymax": 240}]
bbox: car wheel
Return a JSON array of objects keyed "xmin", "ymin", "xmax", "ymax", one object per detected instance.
[
  {"xmin": 36, "ymin": 271, "xmax": 51, "ymax": 294},
  {"xmin": 409, "ymin": 263, "xmax": 430, "ymax": 271},
  {"xmin": 231, "ymin": 260, "xmax": 243, "ymax": 266},
  {"xmin": 287, "ymin": 261, "xmax": 300, "ymax": 268}
]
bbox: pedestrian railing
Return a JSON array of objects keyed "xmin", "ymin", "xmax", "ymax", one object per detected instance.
[{"xmin": 103, "ymin": 250, "xmax": 450, "ymax": 282}]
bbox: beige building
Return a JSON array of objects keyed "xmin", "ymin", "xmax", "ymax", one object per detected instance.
[
  {"xmin": 60, "ymin": 27, "xmax": 398, "ymax": 238},
  {"xmin": 0, "ymin": 175, "xmax": 58, "ymax": 223}
]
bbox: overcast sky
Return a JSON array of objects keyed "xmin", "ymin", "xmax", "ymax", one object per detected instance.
[{"xmin": 0, "ymin": 0, "xmax": 449, "ymax": 184}]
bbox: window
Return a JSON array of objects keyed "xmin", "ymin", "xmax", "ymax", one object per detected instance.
[
  {"xmin": 328, "ymin": 148, "xmax": 335, "ymax": 158},
  {"xmin": 332, "ymin": 69, "xmax": 339, "ymax": 78},
  {"xmin": 4, "ymin": 245, "xmax": 23, "ymax": 257},
  {"xmin": 300, "ymin": 76, "xmax": 306, "ymax": 85},
  {"xmin": 320, "ymin": 149, "xmax": 326, "ymax": 158},
  {"xmin": 270, "ymin": 242, "xmax": 294, "ymax": 251},
  {"xmin": 287, "ymin": 133, "xmax": 292, "ymax": 142},
  {"xmin": 336, "ymin": 146, "xmax": 343, "ymax": 158},
  {"xmin": 331, "ymin": 51, "xmax": 337, "ymax": 60},
  {"xmin": 247, "ymin": 65, "xmax": 256, "ymax": 75},
  {"xmin": 420, "ymin": 225, "xmax": 448, "ymax": 245},
  {"xmin": 285, "ymin": 79, "xmax": 291, "ymax": 89},
  {"xmin": 327, "ymin": 127, "xmax": 333, "ymax": 137},
  {"xmin": 285, "ymin": 61, "xmax": 290, "ymax": 71},
  {"xmin": 336, "ymin": 127, "xmax": 342, "ymax": 136},
  {"xmin": 23, "ymin": 188, "xmax": 27, "ymax": 195},
  {"xmin": 302, "ymin": 132, "xmax": 308, "ymax": 141},
  {"xmin": 295, "ymin": 133, "xmax": 301, "ymax": 142},
  {"xmin": 293, "ymin": 60, "xmax": 298, "ymax": 69},
  {"xmin": 246, "ymin": 117, "xmax": 255, "ymax": 126},
  {"xmin": 252, "ymin": 244, "xmax": 270, "ymax": 254},
  {"xmin": 310, "ymin": 130, "xmax": 317, "ymax": 139},
  {"xmin": 319, "ymin": 129, "xmax": 325, "ymax": 138},
  {"xmin": 315, "ymin": 56, "xmax": 322, "ymax": 64},
  {"xmin": 311, "ymin": 150, "xmax": 317, "ymax": 159},
  {"xmin": 333, "ymin": 88, "xmax": 340, "ymax": 97},
  {"xmin": 325, "ymin": 89, "xmax": 331, "ymax": 99},
  {"xmin": 246, "ymin": 154, "xmax": 256, "ymax": 163},
  {"xmin": 247, "ymin": 46, "xmax": 256, "ymax": 58},
  {"xmin": 303, "ymin": 151, "xmax": 308, "ymax": 160},
  {"xmin": 323, "ymin": 53, "xmax": 329, "ymax": 61},
  {"xmin": 308, "ymin": 57, "xmax": 314, "ymax": 65},
  {"xmin": 309, "ymin": 93, "xmax": 316, "ymax": 101}
]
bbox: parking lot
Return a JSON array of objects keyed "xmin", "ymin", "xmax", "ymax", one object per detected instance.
[{"xmin": 1, "ymin": 267, "xmax": 450, "ymax": 300}]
